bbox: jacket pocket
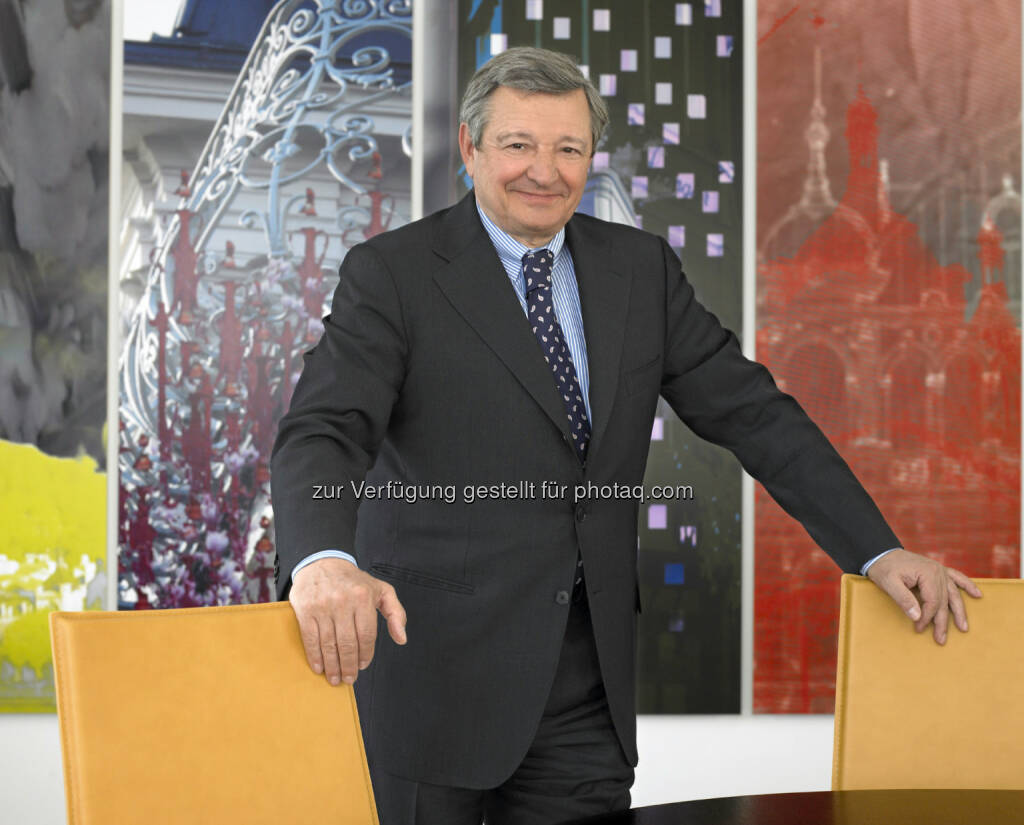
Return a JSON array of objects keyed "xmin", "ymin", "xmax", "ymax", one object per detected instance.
[
  {"xmin": 624, "ymin": 354, "xmax": 662, "ymax": 396},
  {"xmin": 370, "ymin": 563, "xmax": 475, "ymax": 595}
]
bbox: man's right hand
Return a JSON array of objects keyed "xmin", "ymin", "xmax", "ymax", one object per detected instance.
[{"xmin": 288, "ymin": 557, "xmax": 407, "ymax": 686}]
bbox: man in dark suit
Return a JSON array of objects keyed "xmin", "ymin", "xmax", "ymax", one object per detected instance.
[{"xmin": 271, "ymin": 47, "xmax": 979, "ymax": 825}]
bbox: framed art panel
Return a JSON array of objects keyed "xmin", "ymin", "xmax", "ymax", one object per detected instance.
[{"xmin": 755, "ymin": 0, "xmax": 1021, "ymax": 712}]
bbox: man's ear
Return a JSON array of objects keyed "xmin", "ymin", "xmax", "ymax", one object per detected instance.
[{"xmin": 458, "ymin": 122, "xmax": 476, "ymax": 177}]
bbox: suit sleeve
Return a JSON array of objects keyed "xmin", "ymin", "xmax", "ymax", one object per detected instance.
[
  {"xmin": 655, "ymin": 238, "xmax": 900, "ymax": 574},
  {"xmin": 270, "ymin": 243, "xmax": 408, "ymax": 598}
]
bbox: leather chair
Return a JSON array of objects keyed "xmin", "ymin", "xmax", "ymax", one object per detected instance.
[
  {"xmin": 50, "ymin": 601, "xmax": 379, "ymax": 824},
  {"xmin": 832, "ymin": 575, "xmax": 1024, "ymax": 790}
]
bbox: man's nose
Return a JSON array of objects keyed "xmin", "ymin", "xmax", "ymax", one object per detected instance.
[{"xmin": 526, "ymin": 150, "xmax": 559, "ymax": 186}]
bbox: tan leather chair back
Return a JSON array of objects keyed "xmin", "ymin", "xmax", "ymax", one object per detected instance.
[
  {"xmin": 833, "ymin": 575, "xmax": 1024, "ymax": 790},
  {"xmin": 50, "ymin": 601, "xmax": 379, "ymax": 824}
]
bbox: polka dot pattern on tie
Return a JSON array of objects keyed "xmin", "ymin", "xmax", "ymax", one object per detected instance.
[{"xmin": 522, "ymin": 249, "xmax": 591, "ymax": 463}]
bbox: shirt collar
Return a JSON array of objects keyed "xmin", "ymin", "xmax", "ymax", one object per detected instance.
[{"xmin": 475, "ymin": 198, "xmax": 566, "ymax": 272}]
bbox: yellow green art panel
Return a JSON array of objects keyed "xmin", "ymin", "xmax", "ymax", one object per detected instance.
[{"xmin": 0, "ymin": 440, "xmax": 106, "ymax": 712}]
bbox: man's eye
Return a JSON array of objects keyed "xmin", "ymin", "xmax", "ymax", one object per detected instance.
[
  {"xmin": 562, "ymin": 147, "xmax": 581, "ymax": 155},
  {"xmin": 508, "ymin": 143, "xmax": 525, "ymax": 150}
]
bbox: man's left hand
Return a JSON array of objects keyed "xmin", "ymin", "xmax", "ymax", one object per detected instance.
[{"xmin": 865, "ymin": 549, "xmax": 982, "ymax": 645}]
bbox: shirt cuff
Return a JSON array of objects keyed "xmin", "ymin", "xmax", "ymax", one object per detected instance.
[
  {"xmin": 860, "ymin": 547, "xmax": 900, "ymax": 576},
  {"xmin": 292, "ymin": 549, "xmax": 358, "ymax": 581}
]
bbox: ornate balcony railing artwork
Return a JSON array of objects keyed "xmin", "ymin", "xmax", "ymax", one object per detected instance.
[{"xmin": 118, "ymin": 0, "xmax": 412, "ymax": 608}]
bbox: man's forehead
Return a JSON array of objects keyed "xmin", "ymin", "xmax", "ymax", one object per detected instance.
[{"xmin": 484, "ymin": 86, "xmax": 590, "ymax": 136}]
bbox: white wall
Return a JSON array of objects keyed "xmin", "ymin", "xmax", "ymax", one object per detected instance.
[
  {"xmin": 1, "ymin": 715, "xmax": 67, "ymax": 823},
  {"xmin": 0, "ymin": 714, "xmax": 834, "ymax": 822},
  {"xmin": 633, "ymin": 715, "xmax": 834, "ymax": 806}
]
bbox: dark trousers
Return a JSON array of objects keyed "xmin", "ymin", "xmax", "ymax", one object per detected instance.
[{"xmin": 369, "ymin": 588, "xmax": 634, "ymax": 825}]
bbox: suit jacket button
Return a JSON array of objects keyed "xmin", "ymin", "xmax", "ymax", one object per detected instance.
[{"xmin": 555, "ymin": 590, "xmax": 570, "ymax": 605}]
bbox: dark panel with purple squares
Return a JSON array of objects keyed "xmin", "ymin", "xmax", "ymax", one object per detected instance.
[{"xmin": 457, "ymin": 0, "xmax": 744, "ymax": 713}]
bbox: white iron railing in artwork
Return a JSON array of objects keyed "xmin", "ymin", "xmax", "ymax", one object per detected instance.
[{"xmin": 118, "ymin": 0, "xmax": 411, "ymax": 608}]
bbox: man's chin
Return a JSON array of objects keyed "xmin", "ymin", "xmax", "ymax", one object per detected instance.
[{"xmin": 510, "ymin": 209, "xmax": 568, "ymax": 234}]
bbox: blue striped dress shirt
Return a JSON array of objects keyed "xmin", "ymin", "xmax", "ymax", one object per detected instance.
[{"xmin": 474, "ymin": 203, "xmax": 592, "ymax": 423}]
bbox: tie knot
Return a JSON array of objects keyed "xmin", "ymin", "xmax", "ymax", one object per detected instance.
[{"xmin": 523, "ymin": 249, "xmax": 554, "ymax": 294}]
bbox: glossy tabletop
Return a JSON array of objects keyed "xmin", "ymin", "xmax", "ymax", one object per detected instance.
[{"xmin": 571, "ymin": 790, "xmax": 1024, "ymax": 825}]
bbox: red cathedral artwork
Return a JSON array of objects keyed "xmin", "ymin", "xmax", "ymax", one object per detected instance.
[{"xmin": 755, "ymin": 1, "xmax": 1021, "ymax": 712}]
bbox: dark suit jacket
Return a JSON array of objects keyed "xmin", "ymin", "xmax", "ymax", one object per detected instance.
[{"xmin": 271, "ymin": 191, "xmax": 899, "ymax": 788}]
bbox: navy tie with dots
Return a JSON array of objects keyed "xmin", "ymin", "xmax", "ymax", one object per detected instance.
[
  {"xmin": 522, "ymin": 249, "xmax": 591, "ymax": 464},
  {"xmin": 522, "ymin": 248, "xmax": 589, "ymax": 599}
]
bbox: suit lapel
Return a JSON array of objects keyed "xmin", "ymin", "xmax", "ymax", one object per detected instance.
[
  {"xmin": 431, "ymin": 193, "xmax": 632, "ymax": 465},
  {"xmin": 565, "ymin": 215, "xmax": 630, "ymax": 465},
  {"xmin": 432, "ymin": 194, "xmax": 575, "ymax": 445}
]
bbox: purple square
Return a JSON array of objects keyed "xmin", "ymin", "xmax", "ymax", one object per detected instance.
[
  {"xmin": 647, "ymin": 504, "xmax": 667, "ymax": 530},
  {"xmin": 627, "ymin": 102, "xmax": 645, "ymax": 125},
  {"xmin": 702, "ymin": 191, "xmax": 719, "ymax": 213},
  {"xmin": 707, "ymin": 233, "xmax": 724, "ymax": 257},
  {"xmin": 668, "ymin": 225, "xmax": 686, "ymax": 248},
  {"xmin": 663, "ymin": 122, "xmax": 680, "ymax": 145},
  {"xmin": 647, "ymin": 146, "xmax": 665, "ymax": 168},
  {"xmin": 651, "ymin": 417, "xmax": 664, "ymax": 440},
  {"xmin": 631, "ymin": 176, "xmax": 648, "ymax": 199},
  {"xmin": 675, "ymin": 173, "xmax": 694, "ymax": 199}
]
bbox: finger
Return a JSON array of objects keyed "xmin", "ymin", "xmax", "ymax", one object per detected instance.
[
  {"xmin": 353, "ymin": 597, "xmax": 378, "ymax": 670},
  {"xmin": 296, "ymin": 613, "xmax": 324, "ymax": 675},
  {"xmin": 913, "ymin": 570, "xmax": 945, "ymax": 634},
  {"xmin": 317, "ymin": 616, "xmax": 344, "ymax": 686},
  {"xmin": 378, "ymin": 584, "xmax": 408, "ymax": 645},
  {"xmin": 947, "ymin": 567, "xmax": 983, "ymax": 599},
  {"xmin": 931, "ymin": 587, "xmax": 950, "ymax": 645},
  {"xmin": 334, "ymin": 614, "xmax": 361, "ymax": 685},
  {"xmin": 947, "ymin": 579, "xmax": 969, "ymax": 633},
  {"xmin": 880, "ymin": 577, "xmax": 923, "ymax": 623}
]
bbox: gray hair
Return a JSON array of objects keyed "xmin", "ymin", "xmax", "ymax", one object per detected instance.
[{"xmin": 459, "ymin": 47, "xmax": 609, "ymax": 155}]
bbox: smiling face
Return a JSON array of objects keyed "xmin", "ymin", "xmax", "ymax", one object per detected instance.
[{"xmin": 459, "ymin": 86, "xmax": 592, "ymax": 247}]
